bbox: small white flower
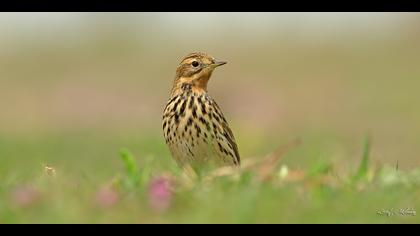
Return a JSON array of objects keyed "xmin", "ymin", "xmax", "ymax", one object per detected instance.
[{"xmin": 278, "ymin": 165, "xmax": 289, "ymax": 179}]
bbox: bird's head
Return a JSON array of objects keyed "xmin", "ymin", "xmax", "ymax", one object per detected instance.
[{"xmin": 171, "ymin": 52, "xmax": 226, "ymax": 95}]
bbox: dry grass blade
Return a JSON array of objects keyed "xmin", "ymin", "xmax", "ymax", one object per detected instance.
[
  {"xmin": 256, "ymin": 138, "xmax": 301, "ymax": 181},
  {"xmin": 203, "ymin": 138, "xmax": 301, "ymax": 182},
  {"xmin": 202, "ymin": 165, "xmax": 242, "ymax": 183},
  {"xmin": 44, "ymin": 164, "xmax": 56, "ymax": 177}
]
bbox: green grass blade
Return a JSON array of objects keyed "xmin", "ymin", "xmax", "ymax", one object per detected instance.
[
  {"xmin": 119, "ymin": 148, "xmax": 140, "ymax": 187},
  {"xmin": 354, "ymin": 136, "xmax": 371, "ymax": 181}
]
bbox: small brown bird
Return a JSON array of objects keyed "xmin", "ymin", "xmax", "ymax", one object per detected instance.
[{"xmin": 162, "ymin": 52, "xmax": 240, "ymax": 173}]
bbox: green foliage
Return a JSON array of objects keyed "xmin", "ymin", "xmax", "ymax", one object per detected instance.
[
  {"xmin": 352, "ymin": 136, "xmax": 371, "ymax": 183},
  {"xmin": 306, "ymin": 161, "xmax": 333, "ymax": 177},
  {"xmin": 1, "ymin": 133, "xmax": 418, "ymax": 223},
  {"xmin": 119, "ymin": 148, "xmax": 140, "ymax": 189}
]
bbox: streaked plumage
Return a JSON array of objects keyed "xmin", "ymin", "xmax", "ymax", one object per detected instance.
[{"xmin": 162, "ymin": 52, "xmax": 240, "ymax": 171}]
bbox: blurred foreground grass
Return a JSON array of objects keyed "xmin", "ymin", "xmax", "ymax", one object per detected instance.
[{"xmin": 0, "ymin": 133, "xmax": 419, "ymax": 223}]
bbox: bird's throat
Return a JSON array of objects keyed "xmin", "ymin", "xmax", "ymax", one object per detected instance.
[{"xmin": 171, "ymin": 75, "xmax": 210, "ymax": 96}]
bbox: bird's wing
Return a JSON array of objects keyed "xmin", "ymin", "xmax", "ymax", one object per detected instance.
[{"xmin": 211, "ymin": 100, "xmax": 241, "ymax": 166}]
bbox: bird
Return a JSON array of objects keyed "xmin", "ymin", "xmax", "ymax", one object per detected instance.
[{"xmin": 162, "ymin": 52, "xmax": 240, "ymax": 174}]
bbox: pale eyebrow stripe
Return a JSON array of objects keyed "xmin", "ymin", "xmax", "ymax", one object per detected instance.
[
  {"xmin": 180, "ymin": 52, "xmax": 208, "ymax": 62},
  {"xmin": 181, "ymin": 57, "xmax": 198, "ymax": 64}
]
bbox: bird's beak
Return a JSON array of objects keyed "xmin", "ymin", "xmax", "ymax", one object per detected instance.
[{"xmin": 212, "ymin": 60, "xmax": 227, "ymax": 68}]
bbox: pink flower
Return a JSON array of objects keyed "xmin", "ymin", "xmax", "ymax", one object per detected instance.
[
  {"xmin": 148, "ymin": 176, "xmax": 173, "ymax": 212},
  {"xmin": 95, "ymin": 186, "xmax": 119, "ymax": 208},
  {"xmin": 11, "ymin": 185, "xmax": 41, "ymax": 208}
]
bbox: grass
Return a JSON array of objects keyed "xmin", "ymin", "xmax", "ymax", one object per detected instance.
[{"xmin": 0, "ymin": 132, "xmax": 418, "ymax": 224}]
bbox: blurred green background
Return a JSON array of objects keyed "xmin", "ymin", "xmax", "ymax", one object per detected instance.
[{"xmin": 0, "ymin": 13, "xmax": 419, "ymax": 223}]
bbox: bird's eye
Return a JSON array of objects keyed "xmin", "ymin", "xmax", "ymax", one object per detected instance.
[{"xmin": 192, "ymin": 61, "xmax": 199, "ymax": 67}]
